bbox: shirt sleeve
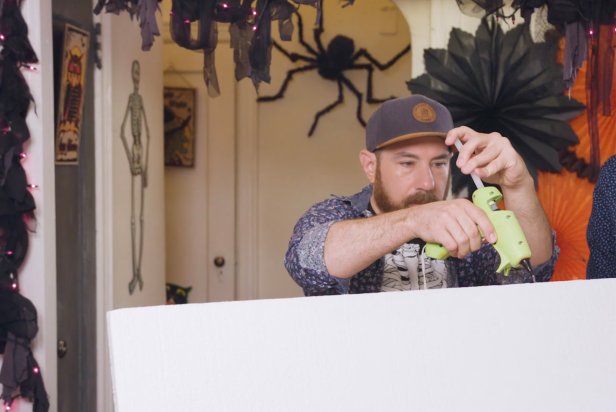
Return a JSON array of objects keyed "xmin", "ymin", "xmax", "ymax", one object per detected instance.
[
  {"xmin": 284, "ymin": 198, "xmax": 354, "ymax": 295},
  {"xmin": 455, "ymin": 231, "xmax": 559, "ymax": 286},
  {"xmin": 587, "ymin": 157, "xmax": 616, "ymax": 279}
]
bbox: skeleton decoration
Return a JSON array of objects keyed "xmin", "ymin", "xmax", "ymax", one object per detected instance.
[{"xmin": 121, "ymin": 60, "xmax": 150, "ymax": 295}]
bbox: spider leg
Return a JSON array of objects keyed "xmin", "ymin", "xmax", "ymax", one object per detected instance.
[
  {"xmin": 273, "ymin": 40, "xmax": 315, "ymax": 64},
  {"xmin": 312, "ymin": 0, "xmax": 326, "ymax": 54},
  {"xmin": 352, "ymin": 44, "xmax": 411, "ymax": 70},
  {"xmin": 339, "ymin": 75, "xmax": 366, "ymax": 127},
  {"xmin": 257, "ymin": 65, "xmax": 317, "ymax": 102},
  {"xmin": 308, "ymin": 80, "xmax": 344, "ymax": 136},
  {"xmin": 294, "ymin": 11, "xmax": 319, "ymax": 57},
  {"xmin": 313, "ymin": 28, "xmax": 326, "ymax": 55},
  {"xmin": 349, "ymin": 63, "xmax": 393, "ymax": 104}
]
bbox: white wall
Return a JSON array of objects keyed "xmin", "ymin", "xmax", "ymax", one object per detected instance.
[
  {"xmin": 394, "ymin": 0, "xmax": 480, "ymax": 77},
  {"xmin": 96, "ymin": 10, "xmax": 166, "ymax": 412}
]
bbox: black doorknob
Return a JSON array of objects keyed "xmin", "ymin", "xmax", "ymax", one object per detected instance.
[{"xmin": 213, "ymin": 256, "xmax": 225, "ymax": 268}]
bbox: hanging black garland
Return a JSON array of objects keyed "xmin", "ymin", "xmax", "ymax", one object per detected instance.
[
  {"xmin": 93, "ymin": 0, "xmax": 325, "ymax": 96},
  {"xmin": 454, "ymin": 0, "xmax": 616, "ymax": 72},
  {"xmin": 408, "ymin": 17, "xmax": 585, "ymax": 195},
  {"xmin": 0, "ymin": 0, "xmax": 49, "ymax": 411}
]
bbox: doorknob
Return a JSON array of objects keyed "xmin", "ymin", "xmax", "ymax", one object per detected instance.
[
  {"xmin": 58, "ymin": 339, "xmax": 68, "ymax": 358},
  {"xmin": 213, "ymin": 256, "xmax": 225, "ymax": 268}
]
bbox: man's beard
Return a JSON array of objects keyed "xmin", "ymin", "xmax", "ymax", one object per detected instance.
[{"xmin": 372, "ymin": 165, "xmax": 445, "ymax": 213}]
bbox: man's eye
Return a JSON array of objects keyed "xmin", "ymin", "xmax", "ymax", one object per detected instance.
[
  {"xmin": 432, "ymin": 162, "xmax": 449, "ymax": 168},
  {"xmin": 400, "ymin": 162, "xmax": 414, "ymax": 167}
]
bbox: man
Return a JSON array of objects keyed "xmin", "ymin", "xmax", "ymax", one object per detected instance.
[
  {"xmin": 285, "ymin": 95, "xmax": 557, "ymax": 295},
  {"xmin": 587, "ymin": 155, "xmax": 616, "ymax": 279}
]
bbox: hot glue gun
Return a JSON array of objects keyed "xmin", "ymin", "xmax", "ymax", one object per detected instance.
[{"xmin": 424, "ymin": 140, "xmax": 533, "ymax": 277}]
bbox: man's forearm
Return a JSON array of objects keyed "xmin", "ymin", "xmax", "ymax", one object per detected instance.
[
  {"xmin": 502, "ymin": 176, "xmax": 553, "ymax": 266},
  {"xmin": 324, "ymin": 209, "xmax": 414, "ymax": 278}
]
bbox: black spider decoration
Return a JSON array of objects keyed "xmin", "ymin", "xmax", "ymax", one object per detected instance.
[{"xmin": 257, "ymin": 9, "xmax": 410, "ymax": 136}]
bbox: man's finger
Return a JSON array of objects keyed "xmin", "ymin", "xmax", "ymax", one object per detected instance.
[
  {"xmin": 459, "ymin": 143, "xmax": 499, "ymax": 175},
  {"xmin": 464, "ymin": 202, "xmax": 496, "ymax": 243},
  {"xmin": 445, "ymin": 126, "xmax": 473, "ymax": 146}
]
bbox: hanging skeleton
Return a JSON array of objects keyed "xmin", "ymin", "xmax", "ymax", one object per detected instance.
[{"xmin": 121, "ymin": 60, "xmax": 150, "ymax": 295}]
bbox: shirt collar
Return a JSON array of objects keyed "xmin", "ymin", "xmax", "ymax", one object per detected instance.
[{"xmin": 343, "ymin": 185, "xmax": 373, "ymax": 215}]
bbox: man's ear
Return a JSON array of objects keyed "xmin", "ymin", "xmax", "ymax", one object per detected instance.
[{"xmin": 359, "ymin": 149, "xmax": 377, "ymax": 184}]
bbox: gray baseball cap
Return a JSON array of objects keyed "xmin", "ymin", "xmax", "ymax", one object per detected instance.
[{"xmin": 365, "ymin": 95, "xmax": 454, "ymax": 152}]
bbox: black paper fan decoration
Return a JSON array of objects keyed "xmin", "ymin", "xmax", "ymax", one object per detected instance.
[{"xmin": 408, "ymin": 17, "xmax": 584, "ymax": 195}]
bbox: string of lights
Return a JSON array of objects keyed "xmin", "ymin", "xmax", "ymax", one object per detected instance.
[{"xmin": 0, "ymin": 0, "xmax": 49, "ymax": 411}]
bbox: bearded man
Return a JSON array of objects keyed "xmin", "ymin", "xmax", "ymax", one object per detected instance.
[{"xmin": 285, "ymin": 95, "xmax": 557, "ymax": 295}]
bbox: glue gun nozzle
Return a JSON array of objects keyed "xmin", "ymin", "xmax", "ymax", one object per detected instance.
[
  {"xmin": 521, "ymin": 259, "xmax": 536, "ymax": 282},
  {"xmin": 521, "ymin": 259, "xmax": 532, "ymax": 275}
]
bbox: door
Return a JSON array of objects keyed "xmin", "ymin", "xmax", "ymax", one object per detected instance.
[
  {"xmin": 52, "ymin": 3, "xmax": 97, "ymax": 411},
  {"xmin": 161, "ymin": 7, "xmax": 245, "ymax": 303}
]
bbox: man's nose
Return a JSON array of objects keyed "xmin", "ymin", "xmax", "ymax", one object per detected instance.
[{"xmin": 416, "ymin": 164, "xmax": 436, "ymax": 191}]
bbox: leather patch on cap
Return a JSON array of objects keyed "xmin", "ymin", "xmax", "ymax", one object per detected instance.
[{"xmin": 412, "ymin": 103, "xmax": 437, "ymax": 123}]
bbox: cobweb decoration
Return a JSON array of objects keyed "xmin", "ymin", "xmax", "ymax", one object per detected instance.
[{"xmin": 408, "ymin": 17, "xmax": 584, "ymax": 195}]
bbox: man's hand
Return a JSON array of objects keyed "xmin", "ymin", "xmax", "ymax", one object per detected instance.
[
  {"xmin": 445, "ymin": 126, "xmax": 553, "ymax": 268},
  {"xmin": 406, "ymin": 198, "xmax": 496, "ymax": 259},
  {"xmin": 445, "ymin": 126, "xmax": 531, "ymax": 190}
]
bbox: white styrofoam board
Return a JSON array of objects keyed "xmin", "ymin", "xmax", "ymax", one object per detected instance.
[{"xmin": 108, "ymin": 279, "xmax": 616, "ymax": 411}]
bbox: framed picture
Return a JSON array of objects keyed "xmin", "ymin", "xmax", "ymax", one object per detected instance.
[
  {"xmin": 164, "ymin": 87, "xmax": 196, "ymax": 167},
  {"xmin": 55, "ymin": 24, "xmax": 89, "ymax": 164}
]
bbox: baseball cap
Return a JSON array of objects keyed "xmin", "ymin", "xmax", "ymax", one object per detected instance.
[{"xmin": 365, "ymin": 95, "xmax": 454, "ymax": 152}]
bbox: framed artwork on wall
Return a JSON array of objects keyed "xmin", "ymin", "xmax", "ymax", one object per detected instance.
[
  {"xmin": 55, "ymin": 23, "xmax": 89, "ymax": 164},
  {"xmin": 163, "ymin": 87, "xmax": 196, "ymax": 167}
]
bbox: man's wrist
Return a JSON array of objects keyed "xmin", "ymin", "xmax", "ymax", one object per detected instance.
[
  {"xmin": 402, "ymin": 205, "xmax": 420, "ymax": 240},
  {"xmin": 502, "ymin": 173, "xmax": 535, "ymax": 195}
]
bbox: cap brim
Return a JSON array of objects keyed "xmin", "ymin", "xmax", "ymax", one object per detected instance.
[{"xmin": 375, "ymin": 132, "xmax": 448, "ymax": 151}]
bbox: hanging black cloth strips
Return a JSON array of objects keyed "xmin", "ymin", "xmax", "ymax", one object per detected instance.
[
  {"xmin": 0, "ymin": 0, "xmax": 49, "ymax": 411},
  {"xmin": 454, "ymin": 0, "xmax": 616, "ymax": 181},
  {"xmin": 94, "ymin": 0, "xmax": 322, "ymax": 95},
  {"xmin": 94, "ymin": 0, "xmax": 161, "ymax": 51}
]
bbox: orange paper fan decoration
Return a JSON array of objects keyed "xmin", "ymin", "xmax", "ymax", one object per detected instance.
[
  {"xmin": 537, "ymin": 32, "xmax": 616, "ymax": 281},
  {"xmin": 537, "ymin": 170, "xmax": 593, "ymax": 281}
]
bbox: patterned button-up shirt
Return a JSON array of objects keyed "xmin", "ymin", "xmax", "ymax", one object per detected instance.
[
  {"xmin": 284, "ymin": 185, "xmax": 558, "ymax": 296},
  {"xmin": 587, "ymin": 155, "xmax": 616, "ymax": 278}
]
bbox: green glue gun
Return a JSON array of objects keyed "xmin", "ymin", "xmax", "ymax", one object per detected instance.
[{"xmin": 424, "ymin": 185, "xmax": 533, "ymax": 276}]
